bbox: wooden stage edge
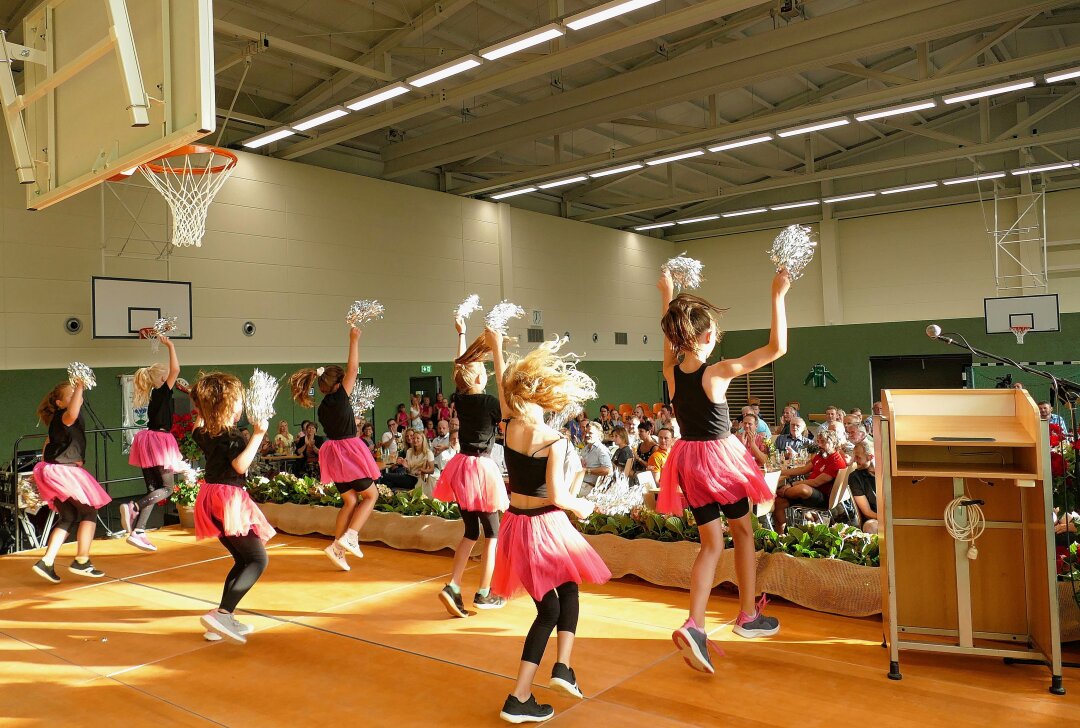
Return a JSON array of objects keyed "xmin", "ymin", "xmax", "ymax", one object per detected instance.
[{"xmin": 1, "ymin": 527, "xmax": 1078, "ymax": 727}]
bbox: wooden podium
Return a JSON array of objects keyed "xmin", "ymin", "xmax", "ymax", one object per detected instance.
[{"xmin": 876, "ymin": 389, "xmax": 1064, "ymax": 694}]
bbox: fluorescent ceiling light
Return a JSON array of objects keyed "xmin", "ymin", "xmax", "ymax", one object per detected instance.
[
  {"xmin": 634, "ymin": 222, "xmax": 675, "ymax": 231},
  {"xmin": 242, "ymin": 128, "xmax": 295, "ymax": 149},
  {"xmin": 589, "ymin": 163, "xmax": 643, "ymax": 178},
  {"xmin": 942, "ymin": 172, "xmax": 1006, "ymax": 185},
  {"xmin": 770, "ymin": 200, "xmax": 820, "ymax": 210},
  {"xmin": 1011, "ymin": 162, "xmax": 1079, "ymax": 175},
  {"xmin": 854, "ymin": 99, "xmax": 936, "ymax": 122},
  {"xmin": 943, "ymin": 78, "xmax": 1034, "ymax": 104},
  {"xmin": 722, "ymin": 208, "xmax": 768, "ymax": 218},
  {"xmin": 823, "ymin": 192, "xmax": 875, "ymax": 203},
  {"xmin": 490, "ymin": 187, "xmax": 537, "ymax": 200},
  {"xmin": 291, "ymin": 107, "xmax": 349, "ymax": 131},
  {"xmin": 880, "ymin": 182, "xmax": 938, "ymax": 195},
  {"xmin": 708, "ymin": 135, "xmax": 773, "ymax": 153},
  {"xmin": 538, "ymin": 175, "xmax": 588, "ymax": 189},
  {"xmin": 346, "ymin": 83, "xmax": 411, "ymax": 111},
  {"xmin": 481, "ymin": 24, "xmax": 564, "ymax": 60},
  {"xmin": 777, "ymin": 118, "xmax": 849, "ymax": 138},
  {"xmin": 645, "ymin": 149, "xmax": 705, "ymax": 166},
  {"xmin": 676, "ymin": 215, "xmax": 720, "ymax": 225},
  {"xmin": 565, "ymin": 0, "xmax": 662, "ymax": 31},
  {"xmin": 407, "ymin": 55, "xmax": 483, "ymax": 88},
  {"xmin": 1046, "ymin": 66, "xmax": 1080, "ymax": 84}
]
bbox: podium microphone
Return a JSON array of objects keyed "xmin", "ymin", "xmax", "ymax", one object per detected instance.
[{"xmin": 925, "ymin": 324, "xmax": 958, "ymax": 346}]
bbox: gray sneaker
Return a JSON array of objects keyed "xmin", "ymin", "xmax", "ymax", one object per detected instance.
[
  {"xmin": 473, "ymin": 591, "xmax": 506, "ymax": 610},
  {"xmin": 672, "ymin": 620, "xmax": 714, "ymax": 674},
  {"xmin": 204, "ymin": 618, "xmax": 253, "ymax": 641},
  {"xmin": 201, "ymin": 610, "xmax": 247, "ymax": 645},
  {"xmin": 733, "ymin": 610, "xmax": 780, "ymax": 638}
]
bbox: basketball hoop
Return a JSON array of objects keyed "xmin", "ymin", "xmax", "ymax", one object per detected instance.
[
  {"xmin": 136, "ymin": 145, "xmax": 238, "ymax": 248},
  {"xmin": 1011, "ymin": 324, "xmax": 1031, "ymax": 344}
]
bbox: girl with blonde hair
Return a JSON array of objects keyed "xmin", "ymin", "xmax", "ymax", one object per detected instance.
[
  {"xmin": 122, "ymin": 335, "xmax": 184, "ymax": 552},
  {"xmin": 489, "ymin": 329, "xmax": 610, "ymax": 724},
  {"xmin": 288, "ymin": 327, "xmax": 379, "ymax": 572},
  {"xmin": 658, "ymin": 267, "xmax": 790, "ymax": 674}
]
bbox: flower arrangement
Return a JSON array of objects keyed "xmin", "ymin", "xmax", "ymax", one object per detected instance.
[
  {"xmin": 171, "ymin": 412, "xmax": 201, "ymax": 463},
  {"xmin": 246, "ymin": 472, "xmax": 342, "ymax": 507},
  {"xmin": 170, "ymin": 470, "xmax": 204, "ymax": 507}
]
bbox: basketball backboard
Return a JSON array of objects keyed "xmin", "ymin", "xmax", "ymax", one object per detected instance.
[
  {"xmin": 984, "ymin": 294, "xmax": 1060, "ymax": 335},
  {"xmin": 1, "ymin": 0, "xmax": 214, "ymax": 210}
]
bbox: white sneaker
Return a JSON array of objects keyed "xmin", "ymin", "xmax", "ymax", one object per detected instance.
[
  {"xmin": 200, "ymin": 610, "xmax": 247, "ymax": 645},
  {"xmin": 339, "ymin": 533, "xmax": 364, "ymax": 559},
  {"xmin": 204, "ymin": 619, "xmax": 253, "ymax": 641},
  {"xmin": 324, "ymin": 543, "xmax": 350, "ymax": 571}
]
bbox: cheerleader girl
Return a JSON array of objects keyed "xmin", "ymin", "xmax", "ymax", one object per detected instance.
[
  {"xmin": 122, "ymin": 335, "xmax": 185, "ymax": 552},
  {"xmin": 289, "ymin": 327, "xmax": 379, "ymax": 572},
  {"xmin": 191, "ymin": 372, "xmax": 275, "ymax": 644},
  {"xmin": 488, "ymin": 329, "xmax": 611, "ymax": 725},
  {"xmin": 657, "ymin": 267, "xmax": 790, "ymax": 674},
  {"xmin": 433, "ymin": 316, "xmax": 509, "ymax": 617},
  {"xmin": 31, "ymin": 380, "xmax": 112, "ymax": 583}
]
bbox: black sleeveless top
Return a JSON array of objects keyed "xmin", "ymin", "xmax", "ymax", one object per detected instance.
[
  {"xmin": 452, "ymin": 392, "xmax": 501, "ymax": 456},
  {"xmin": 193, "ymin": 429, "xmax": 247, "ymax": 487},
  {"xmin": 146, "ymin": 384, "xmax": 174, "ymax": 432},
  {"xmin": 318, "ymin": 387, "xmax": 357, "ymax": 440},
  {"xmin": 44, "ymin": 408, "xmax": 86, "ymax": 464},
  {"xmin": 672, "ymin": 364, "xmax": 731, "ymax": 441}
]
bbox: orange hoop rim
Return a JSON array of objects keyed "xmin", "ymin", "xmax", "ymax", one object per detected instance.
[{"xmin": 141, "ymin": 144, "xmax": 239, "ymax": 175}]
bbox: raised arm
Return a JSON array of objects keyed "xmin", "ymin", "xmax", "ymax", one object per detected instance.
[
  {"xmin": 232, "ymin": 419, "xmax": 268, "ymax": 475},
  {"xmin": 61, "ymin": 382, "xmax": 85, "ymax": 426},
  {"xmin": 547, "ymin": 438, "xmax": 594, "ymax": 519},
  {"xmin": 455, "ymin": 316, "xmax": 467, "ymax": 358},
  {"xmin": 657, "ymin": 271, "xmax": 678, "ymax": 383},
  {"xmin": 714, "ymin": 269, "xmax": 790, "ymax": 380},
  {"xmin": 162, "ymin": 335, "xmax": 180, "ymax": 388},
  {"xmin": 343, "ymin": 327, "xmax": 361, "ymax": 394},
  {"xmin": 485, "ymin": 328, "xmax": 510, "ymax": 417}
]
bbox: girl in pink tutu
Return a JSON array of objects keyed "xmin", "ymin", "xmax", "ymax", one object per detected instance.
[
  {"xmin": 191, "ymin": 372, "xmax": 275, "ymax": 644},
  {"xmin": 488, "ymin": 329, "xmax": 610, "ymax": 724},
  {"xmin": 433, "ymin": 315, "xmax": 509, "ymax": 618},
  {"xmin": 657, "ymin": 267, "xmax": 791, "ymax": 674},
  {"xmin": 31, "ymin": 380, "xmax": 112, "ymax": 583},
  {"xmin": 289, "ymin": 327, "xmax": 379, "ymax": 572},
  {"xmin": 122, "ymin": 334, "xmax": 185, "ymax": 552}
]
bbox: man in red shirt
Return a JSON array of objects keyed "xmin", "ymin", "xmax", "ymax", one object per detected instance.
[{"xmin": 772, "ymin": 430, "xmax": 847, "ymax": 531}]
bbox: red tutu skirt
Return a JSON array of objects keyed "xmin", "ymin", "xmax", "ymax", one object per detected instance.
[
  {"xmin": 195, "ymin": 482, "xmax": 275, "ymax": 543},
  {"xmin": 657, "ymin": 436, "xmax": 773, "ymax": 515},
  {"xmin": 128, "ymin": 429, "xmax": 186, "ymax": 471},
  {"xmin": 318, "ymin": 438, "xmax": 381, "ymax": 483},
  {"xmin": 433, "ymin": 453, "xmax": 508, "ymax": 513},
  {"xmin": 492, "ymin": 506, "xmax": 611, "ymax": 601},
  {"xmin": 32, "ymin": 462, "xmax": 112, "ymax": 510}
]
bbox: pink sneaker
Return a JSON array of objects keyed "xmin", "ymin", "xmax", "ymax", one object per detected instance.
[
  {"xmin": 126, "ymin": 531, "xmax": 157, "ymax": 552},
  {"xmin": 119, "ymin": 502, "xmax": 137, "ymax": 533}
]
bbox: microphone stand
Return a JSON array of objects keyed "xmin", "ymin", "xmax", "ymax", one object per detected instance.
[{"xmin": 81, "ymin": 398, "xmax": 123, "ymax": 538}]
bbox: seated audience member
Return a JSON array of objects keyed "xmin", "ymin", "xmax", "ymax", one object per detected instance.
[
  {"xmin": 378, "ymin": 430, "xmax": 419, "ymax": 489},
  {"xmin": 360, "ymin": 422, "xmax": 376, "ymax": 455},
  {"xmin": 848, "ymin": 441, "xmax": 878, "ymax": 534},
  {"xmin": 773, "ymin": 430, "xmax": 847, "ymax": 531},
  {"xmin": 775, "ymin": 417, "xmax": 812, "ymax": 456},
  {"xmin": 737, "ymin": 412, "xmax": 771, "ymax": 466},
  {"xmin": 872, "ymin": 401, "xmax": 883, "ymax": 417},
  {"xmin": 383, "ymin": 418, "xmax": 403, "ymax": 452},
  {"xmin": 1039, "ymin": 401, "xmax": 1069, "ymax": 431},
  {"xmin": 842, "ymin": 414, "xmax": 870, "ymax": 464},
  {"xmin": 611, "ymin": 426, "xmax": 634, "ymax": 479},
  {"xmin": 273, "ymin": 420, "xmax": 294, "ymax": 455},
  {"xmin": 773, "ymin": 405, "xmax": 797, "ymax": 436},
  {"xmin": 748, "ymin": 399, "xmax": 770, "ymax": 433},
  {"xmin": 449, "ymin": 416, "xmax": 460, "ymax": 434},
  {"xmin": 423, "ymin": 419, "xmax": 436, "ymax": 441},
  {"xmin": 633, "ymin": 404, "xmax": 652, "ymax": 426},
  {"xmin": 579, "ymin": 422, "xmax": 613, "ymax": 497},
  {"xmin": 655, "ymin": 404, "xmax": 680, "ymax": 439},
  {"xmin": 434, "ymin": 429, "xmax": 460, "ymax": 475},
  {"xmin": 377, "ymin": 433, "xmax": 398, "ymax": 465},
  {"xmin": 430, "ymin": 419, "xmax": 451, "ymax": 456},
  {"xmin": 419, "ymin": 395, "xmax": 433, "ymax": 422},
  {"xmin": 740, "ymin": 405, "xmax": 771, "ymax": 436},
  {"xmin": 647, "ymin": 427, "xmax": 674, "ymax": 483},
  {"xmin": 626, "ymin": 416, "xmax": 642, "ymax": 448},
  {"xmin": 567, "ymin": 415, "xmax": 583, "ymax": 445},
  {"xmin": 395, "ymin": 404, "xmax": 410, "ymax": 430},
  {"xmin": 815, "ymin": 405, "xmax": 841, "ymax": 436},
  {"xmin": 435, "ymin": 393, "xmax": 452, "ymax": 424},
  {"xmin": 404, "ymin": 429, "xmax": 436, "ymax": 494},
  {"xmin": 293, "ymin": 421, "xmax": 324, "ymax": 476},
  {"xmin": 631, "ymin": 421, "xmax": 658, "ymax": 479}
]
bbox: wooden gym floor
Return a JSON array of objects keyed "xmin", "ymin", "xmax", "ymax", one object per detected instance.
[{"xmin": 1, "ymin": 527, "xmax": 1077, "ymax": 727}]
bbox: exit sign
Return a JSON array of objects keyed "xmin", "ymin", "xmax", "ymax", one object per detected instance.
[{"xmin": 420, "ymin": 364, "xmax": 432, "ymax": 374}]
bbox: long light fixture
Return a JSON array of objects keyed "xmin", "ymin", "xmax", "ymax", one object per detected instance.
[
  {"xmin": 481, "ymin": 24, "xmax": 564, "ymax": 60},
  {"xmin": 243, "ymin": 128, "xmax": 295, "ymax": 149},
  {"xmin": 824, "ymin": 192, "xmax": 875, "ymax": 203},
  {"xmin": 677, "ymin": 215, "xmax": 719, "ymax": 225},
  {"xmin": 538, "ymin": 175, "xmax": 588, "ymax": 189},
  {"xmin": 407, "ymin": 55, "xmax": 483, "ymax": 88},
  {"xmin": 943, "ymin": 78, "xmax": 1034, "ymax": 104},
  {"xmin": 880, "ymin": 182, "xmax": 938, "ymax": 195},
  {"xmin": 645, "ymin": 149, "xmax": 705, "ymax": 166},
  {"xmin": 777, "ymin": 117, "xmax": 850, "ymax": 138},
  {"xmin": 1011, "ymin": 162, "xmax": 1079, "ymax": 175},
  {"xmin": 722, "ymin": 207, "xmax": 768, "ymax": 218},
  {"xmin": 854, "ymin": 99, "xmax": 936, "ymax": 122},
  {"xmin": 708, "ymin": 134, "xmax": 773, "ymax": 153},
  {"xmin": 565, "ymin": 0, "xmax": 662, "ymax": 31},
  {"xmin": 291, "ymin": 107, "xmax": 349, "ymax": 131},
  {"xmin": 490, "ymin": 187, "xmax": 536, "ymax": 200},
  {"xmin": 634, "ymin": 222, "xmax": 675, "ymax": 231},
  {"xmin": 589, "ymin": 163, "xmax": 643, "ymax": 178},
  {"xmin": 345, "ymin": 83, "xmax": 411, "ymax": 111},
  {"xmin": 1046, "ymin": 66, "xmax": 1080, "ymax": 84},
  {"xmin": 770, "ymin": 200, "xmax": 820, "ymax": 210},
  {"xmin": 942, "ymin": 172, "xmax": 1006, "ymax": 185}
]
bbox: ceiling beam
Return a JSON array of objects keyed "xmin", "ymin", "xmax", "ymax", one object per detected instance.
[
  {"xmin": 932, "ymin": 15, "xmax": 1035, "ymax": 77},
  {"xmin": 867, "ymin": 118, "xmax": 973, "ymax": 147},
  {"xmin": 827, "ymin": 62, "xmax": 913, "ymax": 85},
  {"xmin": 611, "ymin": 117, "xmax": 707, "ymax": 134},
  {"xmin": 215, "ymin": 0, "xmax": 372, "ymax": 56},
  {"xmin": 994, "ymin": 86, "xmax": 1080, "ymax": 141}
]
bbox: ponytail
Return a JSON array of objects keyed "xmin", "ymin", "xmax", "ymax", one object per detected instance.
[
  {"xmin": 133, "ymin": 363, "xmax": 168, "ymax": 409},
  {"xmin": 661, "ymin": 293, "xmax": 728, "ymax": 354},
  {"xmin": 37, "ymin": 382, "xmax": 70, "ymax": 426},
  {"xmin": 289, "ymin": 365, "xmax": 345, "ymax": 407},
  {"xmin": 453, "ymin": 333, "xmax": 491, "ymax": 392}
]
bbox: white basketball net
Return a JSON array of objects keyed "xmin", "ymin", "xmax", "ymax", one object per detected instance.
[
  {"xmin": 1011, "ymin": 325, "xmax": 1030, "ymax": 344},
  {"xmin": 139, "ymin": 150, "xmax": 235, "ymax": 247}
]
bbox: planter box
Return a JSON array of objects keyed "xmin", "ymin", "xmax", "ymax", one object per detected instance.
[{"xmin": 1060, "ymin": 580, "xmax": 1080, "ymax": 642}]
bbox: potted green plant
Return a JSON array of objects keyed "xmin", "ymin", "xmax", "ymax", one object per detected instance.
[{"xmin": 169, "ymin": 471, "xmax": 203, "ymax": 528}]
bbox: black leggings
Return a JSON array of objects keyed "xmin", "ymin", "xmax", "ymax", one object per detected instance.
[
  {"xmin": 460, "ymin": 510, "xmax": 500, "ymax": 541},
  {"xmin": 54, "ymin": 499, "xmax": 97, "ymax": 532},
  {"xmin": 217, "ymin": 530, "xmax": 269, "ymax": 613},
  {"xmin": 135, "ymin": 466, "xmax": 171, "ymax": 530},
  {"xmin": 521, "ymin": 582, "xmax": 579, "ymax": 665}
]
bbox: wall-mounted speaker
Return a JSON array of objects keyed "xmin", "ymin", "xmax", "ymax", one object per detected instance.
[{"xmin": 64, "ymin": 317, "xmax": 82, "ymax": 334}]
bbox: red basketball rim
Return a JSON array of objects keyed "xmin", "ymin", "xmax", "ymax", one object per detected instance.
[{"xmin": 141, "ymin": 144, "xmax": 238, "ymax": 176}]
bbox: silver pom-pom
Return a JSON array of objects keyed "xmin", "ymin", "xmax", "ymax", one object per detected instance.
[
  {"xmin": 587, "ymin": 472, "xmax": 645, "ymax": 516},
  {"xmin": 662, "ymin": 253, "xmax": 704, "ymax": 291},
  {"xmin": 350, "ymin": 382, "xmax": 380, "ymax": 418},
  {"xmin": 346, "ymin": 300, "xmax": 385, "ymax": 328},
  {"xmin": 17, "ymin": 474, "xmax": 45, "ymax": 513},
  {"xmin": 769, "ymin": 224, "xmax": 817, "ymax": 281},
  {"xmin": 455, "ymin": 294, "xmax": 483, "ymax": 320},
  {"xmin": 546, "ymin": 403, "xmax": 582, "ymax": 432},
  {"xmin": 244, "ymin": 369, "xmax": 281, "ymax": 424},
  {"xmin": 485, "ymin": 300, "xmax": 525, "ymax": 334},
  {"xmin": 67, "ymin": 362, "xmax": 97, "ymax": 391},
  {"xmin": 148, "ymin": 316, "xmax": 177, "ymax": 352}
]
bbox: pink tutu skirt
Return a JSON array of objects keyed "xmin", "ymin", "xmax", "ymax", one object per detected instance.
[
  {"xmin": 657, "ymin": 436, "xmax": 773, "ymax": 515},
  {"xmin": 195, "ymin": 482, "xmax": 275, "ymax": 543},
  {"xmin": 32, "ymin": 461, "xmax": 112, "ymax": 510},
  {"xmin": 128, "ymin": 429, "xmax": 186, "ymax": 471},
  {"xmin": 492, "ymin": 506, "xmax": 611, "ymax": 601},
  {"xmin": 318, "ymin": 438, "xmax": 381, "ymax": 483},
  {"xmin": 433, "ymin": 453, "xmax": 509, "ymax": 513}
]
